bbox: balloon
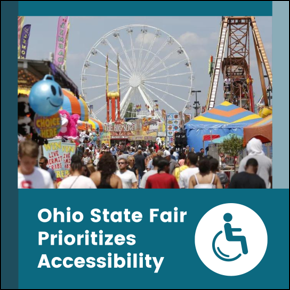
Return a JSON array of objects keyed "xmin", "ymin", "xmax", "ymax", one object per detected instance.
[{"xmin": 29, "ymin": 75, "xmax": 64, "ymax": 116}]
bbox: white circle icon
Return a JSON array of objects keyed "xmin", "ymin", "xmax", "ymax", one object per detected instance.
[{"xmin": 195, "ymin": 203, "xmax": 268, "ymax": 276}]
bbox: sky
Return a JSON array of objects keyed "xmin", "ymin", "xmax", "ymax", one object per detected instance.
[{"xmin": 24, "ymin": 16, "xmax": 272, "ymax": 121}]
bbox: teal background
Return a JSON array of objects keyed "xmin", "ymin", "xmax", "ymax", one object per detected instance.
[
  {"xmin": 1, "ymin": 1, "xmax": 18, "ymax": 290},
  {"xmin": 0, "ymin": 1, "xmax": 289, "ymax": 289},
  {"xmin": 19, "ymin": 190, "xmax": 289, "ymax": 289},
  {"xmin": 18, "ymin": 1, "xmax": 272, "ymax": 16}
]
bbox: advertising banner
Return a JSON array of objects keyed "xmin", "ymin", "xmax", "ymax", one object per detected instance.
[
  {"xmin": 63, "ymin": 22, "xmax": 70, "ymax": 72},
  {"xmin": 34, "ymin": 113, "xmax": 61, "ymax": 139},
  {"xmin": 54, "ymin": 16, "xmax": 69, "ymax": 69},
  {"xmin": 18, "ymin": 16, "xmax": 25, "ymax": 58},
  {"xmin": 19, "ymin": 24, "xmax": 31, "ymax": 59},
  {"xmin": 100, "ymin": 132, "xmax": 111, "ymax": 147},
  {"xmin": 42, "ymin": 139, "xmax": 76, "ymax": 180},
  {"xmin": 166, "ymin": 113, "xmax": 181, "ymax": 145}
]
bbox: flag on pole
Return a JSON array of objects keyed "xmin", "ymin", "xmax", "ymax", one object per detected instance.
[
  {"xmin": 19, "ymin": 24, "xmax": 31, "ymax": 59},
  {"xmin": 54, "ymin": 16, "xmax": 69, "ymax": 70},
  {"xmin": 18, "ymin": 16, "xmax": 25, "ymax": 58}
]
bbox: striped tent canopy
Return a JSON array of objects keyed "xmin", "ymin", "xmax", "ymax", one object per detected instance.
[
  {"xmin": 61, "ymin": 89, "xmax": 89, "ymax": 121},
  {"xmin": 185, "ymin": 101, "xmax": 262, "ymax": 150},
  {"xmin": 77, "ymin": 120, "xmax": 92, "ymax": 131},
  {"xmin": 77, "ymin": 97, "xmax": 89, "ymax": 122},
  {"xmin": 88, "ymin": 118, "xmax": 103, "ymax": 133},
  {"xmin": 18, "ymin": 87, "xmax": 89, "ymax": 122},
  {"xmin": 243, "ymin": 114, "xmax": 272, "ymax": 146}
]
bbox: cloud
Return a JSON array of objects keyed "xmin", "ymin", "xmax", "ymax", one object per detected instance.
[
  {"xmin": 66, "ymin": 53, "xmax": 86, "ymax": 62},
  {"xmin": 209, "ymin": 32, "xmax": 219, "ymax": 41},
  {"xmin": 135, "ymin": 32, "xmax": 158, "ymax": 46},
  {"xmin": 188, "ymin": 48, "xmax": 208, "ymax": 60},
  {"xmin": 178, "ymin": 32, "xmax": 209, "ymax": 46}
]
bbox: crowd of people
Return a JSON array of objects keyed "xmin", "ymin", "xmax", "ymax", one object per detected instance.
[{"xmin": 18, "ymin": 137, "xmax": 272, "ymax": 189}]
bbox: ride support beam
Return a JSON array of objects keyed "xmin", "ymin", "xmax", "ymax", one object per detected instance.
[
  {"xmin": 106, "ymin": 95, "xmax": 110, "ymax": 122},
  {"xmin": 111, "ymin": 97, "xmax": 116, "ymax": 122},
  {"xmin": 253, "ymin": 36, "xmax": 269, "ymax": 107},
  {"xmin": 117, "ymin": 96, "xmax": 120, "ymax": 120}
]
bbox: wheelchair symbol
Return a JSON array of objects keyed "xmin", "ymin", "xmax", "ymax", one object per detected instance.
[{"xmin": 212, "ymin": 213, "xmax": 248, "ymax": 262}]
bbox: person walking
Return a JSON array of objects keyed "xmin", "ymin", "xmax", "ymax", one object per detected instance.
[
  {"xmin": 163, "ymin": 150, "xmax": 177, "ymax": 175},
  {"xmin": 179, "ymin": 153, "xmax": 200, "ymax": 189},
  {"xmin": 172, "ymin": 155, "xmax": 189, "ymax": 183},
  {"xmin": 146, "ymin": 151, "xmax": 157, "ymax": 171},
  {"xmin": 230, "ymin": 158, "xmax": 266, "ymax": 188},
  {"xmin": 18, "ymin": 140, "xmax": 54, "ymax": 189},
  {"xmin": 134, "ymin": 149, "xmax": 146, "ymax": 183},
  {"xmin": 239, "ymin": 138, "xmax": 272, "ymax": 188},
  {"xmin": 146, "ymin": 159, "xmax": 179, "ymax": 189},
  {"xmin": 59, "ymin": 155, "xmax": 96, "ymax": 189},
  {"xmin": 116, "ymin": 158, "xmax": 138, "ymax": 189},
  {"xmin": 188, "ymin": 157, "xmax": 222, "ymax": 189},
  {"xmin": 90, "ymin": 153, "xmax": 122, "ymax": 189},
  {"xmin": 127, "ymin": 156, "xmax": 138, "ymax": 177},
  {"xmin": 140, "ymin": 156, "xmax": 160, "ymax": 188},
  {"xmin": 39, "ymin": 156, "xmax": 57, "ymax": 188},
  {"xmin": 210, "ymin": 158, "xmax": 229, "ymax": 188}
]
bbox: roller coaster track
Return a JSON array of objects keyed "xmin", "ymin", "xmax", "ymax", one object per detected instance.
[
  {"xmin": 205, "ymin": 16, "xmax": 272, "ymax": 111},
  {"xmin": 251, "ymin": 16, "xmax": 272, "ymax": 107},
  {"xmin": 206, "ymin": 17, "xmax": 228, "ymax": 111}
]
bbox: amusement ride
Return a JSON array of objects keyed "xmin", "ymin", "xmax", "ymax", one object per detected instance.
[
  {"xmin": 81, "ymin": 18, "xmax": 272, "ymax": 124},
  {"xmin": 81, "ymin": 24, "xmax": 194, "ymax": 122},
  {"xmin": 205, "ymin": 16, "xmax": 272, "ymax": 117}
]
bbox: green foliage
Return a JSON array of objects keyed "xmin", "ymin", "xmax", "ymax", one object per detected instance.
[
  {"xmin": 124, "ymin": 103, "xmax": 136, "ymax": 118},
  {"xmin": 219, "ymin": 135, "xmax": 244, "ymax": 157}
]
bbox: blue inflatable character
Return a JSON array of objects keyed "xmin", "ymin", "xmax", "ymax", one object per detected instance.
[
  {"xmin": 29, "ymin": 75, "xmax": 64, "ymax": 116},
  {"xmin": 90, "ymin": 131, "xmax": 98, "ymax": 146}
]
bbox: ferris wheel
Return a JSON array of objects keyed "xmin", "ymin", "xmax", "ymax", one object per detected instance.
[{"xmin": 81, "ymin": 24, "xmax": 194, "ymax": 121}]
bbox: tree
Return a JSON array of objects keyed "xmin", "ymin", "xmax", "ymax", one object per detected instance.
[
  {"xmin": 124, "ymin": 103, "xmax": 136, "ymax": 118},
  {"xmin": 219, "ymin": 135, "xmax": 244, "ymax": 167}
]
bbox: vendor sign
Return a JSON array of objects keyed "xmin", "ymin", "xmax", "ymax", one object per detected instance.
[
  {"xmin": 101, "ymin": 132, "xmax": 111, "ymax": 147},
  {"xmin": 34, "ymin": 113, "xmax": 61, "ymax": 139},
  {"xmin": 42, "ymin": 139, "xmax": 76, "ymax": 180},
  {"xmin": 104, "ymin": 122, "xmax": 136, "ymax": 132}
]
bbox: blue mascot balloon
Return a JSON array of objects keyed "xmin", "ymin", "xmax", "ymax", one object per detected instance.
[{"xmin": 29, "ymin": 75, "xmax": 64, "ymax": 116}]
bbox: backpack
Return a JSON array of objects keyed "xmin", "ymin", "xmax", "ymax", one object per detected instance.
[{"xmin": 217, "ymin": 172, "xmax": 229, "ymax": 185}]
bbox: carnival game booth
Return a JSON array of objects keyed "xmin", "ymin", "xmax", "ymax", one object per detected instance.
[
  {"xmin": 88, "ymin": 118, "xmax": 103, "ymax": 134},
  {"xmin": 185, "ymin": 101, "xmax": 262, "ymax": 150},
  {"xmin": 18, "ymin": 59, "xmax": 79, "ymax": 97}
]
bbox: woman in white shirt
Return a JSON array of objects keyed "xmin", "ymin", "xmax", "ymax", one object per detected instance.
[
  {"xmin": 189, "ymin": 157, "xmax": 222, "ymax": 189},
  {"xmin": 59, "ymin": 154, "xmax": 96, "ymax": 189}
]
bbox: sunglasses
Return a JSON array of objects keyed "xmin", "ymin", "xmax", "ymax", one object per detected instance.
[{"xmin": 118, "ymin": 162, "xmax": 126, "ymax": 165}]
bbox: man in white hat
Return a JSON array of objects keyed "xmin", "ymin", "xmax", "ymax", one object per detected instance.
[
  {"xmin": 163, "ymin": 149, "xmax": 177, "ymax": 175},
  {"xmin": 238, "ymin": 138, "xmax": 272, "ymax": 188}
]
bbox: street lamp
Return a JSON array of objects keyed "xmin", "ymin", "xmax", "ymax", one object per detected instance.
[{"xmin": 192, "ymin": 90, "xmax": 201, "ymax": 117}]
